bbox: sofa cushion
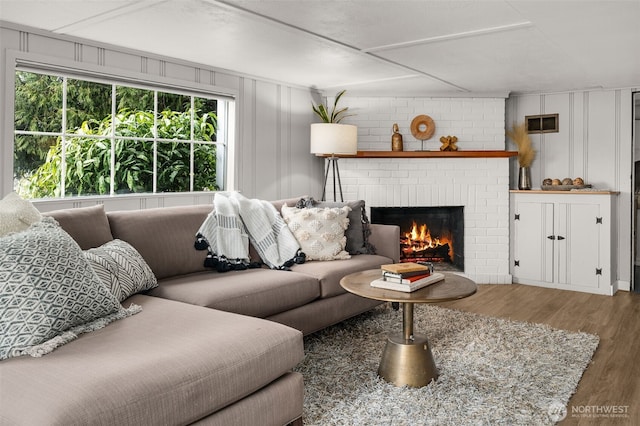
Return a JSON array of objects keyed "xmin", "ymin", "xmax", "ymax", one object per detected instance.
[
  {"xmin": 0, "ymin": 218, "xmax": 133, "ymax": 360},
  {"xmin": 107, "ymin": 205, "xmax": 212, "ymax": 280},
  {"xmin": 44, "ymin": 204, "xmax": 114, "ymax": 250},
  {"xmin": 194, "ymin": 372, "xmax": 303, "ymax": 426},
  {"xmin": 291, "ymin": 254, "xmax": 394, "ymax": 298},
  {"xmin": 0, "ymin": 294, "xmax": 304, "ymax": 426},
  {"xmin": 281, "ymin": 205, "xmax": 351, "ymax": 261},
  {"xmin": 149, "ymin": 268, "xmax": 321, "ymax": 318},
  {"xmin": 84, "ymin": 239, "xmax": 158, "ymax": 301},
  {"xmin": 0, "ymin": 192, "xmax": 42, "ymax": 237},
  {"xmin": 302, "ymin": 198, "xmax": 376, "ymax": 255}
]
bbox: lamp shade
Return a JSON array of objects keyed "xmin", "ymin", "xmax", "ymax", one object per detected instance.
[{"xmin": 310, "ymin": 123, "xmax": 357, "ymax": 155}]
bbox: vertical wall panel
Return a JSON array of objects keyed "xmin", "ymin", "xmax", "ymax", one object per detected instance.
[
  {"xmin": 237, "ymin": 78, "xmax": 255, "ymax": 196},
  {"xmin": 290, "ymin": 88, "xmax": 322, "ymax": 199},
  {"xmin": 278, "ymin": 86, "xmax": 291, "ymax": 198},
  {"xmin": 586, "ymin": 90, "xmax": 617, "ymax": 188},
  {"xmin": 542, "ymin": 94, "xmax": 572, "ymax": 182},
  {"xmin": 616, "ymin": 90, "xmax": 633, "ymax": 292},
  {"xmin": 571, "ymin": 94, "xmax": 586, "ymax": 179},
  {"xmin": 253, "ymin": 81, "xmax": 279, "ymax": 200}
]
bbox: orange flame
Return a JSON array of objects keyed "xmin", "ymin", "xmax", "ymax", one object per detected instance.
[{"xmin": 402, "ymin": 221, "xmax": 454, "ymax": 261}]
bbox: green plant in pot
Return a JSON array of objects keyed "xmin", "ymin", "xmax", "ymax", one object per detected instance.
[
  {"xmin": 312, "ymin": 90, "xmax": 352, "ymax": 123},
  {"xmin": 310, "ymin": 89, "xmax": 357, "ymax": 157}
]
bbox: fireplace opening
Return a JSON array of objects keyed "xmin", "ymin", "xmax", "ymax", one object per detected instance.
[{"xmin": 371, "ymin": 206, "xmax": 464, "ymax": 271}]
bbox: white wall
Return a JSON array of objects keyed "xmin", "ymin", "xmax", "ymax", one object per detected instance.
[
  {"xmin": 506, "ymin": 89, "xmax": 635, "ymax": 291},
  {"xmin": 332, "ymin": 96, "xmax": 506, "ymax": 151},
  {"xmin": 0, "ymin": 23, "xmax": 325, "ymax": 210}
]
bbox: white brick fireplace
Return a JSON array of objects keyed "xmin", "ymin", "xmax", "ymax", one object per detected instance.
[
  {"xmin": 326, "ymin": 96, "xmax": 513, "ymax": 284},
  {"xmin": 336, "ymin": 156, "xmax": 512, "ymax": 284}
]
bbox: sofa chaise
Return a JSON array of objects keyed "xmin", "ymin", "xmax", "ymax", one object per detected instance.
[{"xmin": 0, "ymin": 196, "xmax": 399, "ymax": 425}]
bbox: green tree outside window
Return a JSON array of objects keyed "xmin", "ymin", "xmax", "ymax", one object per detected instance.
[{"xmin": 14, "ymin": 70, "xmax": 221, "ymax": 198}]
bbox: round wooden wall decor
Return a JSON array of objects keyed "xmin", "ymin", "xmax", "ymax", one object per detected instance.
[{"xmin": 410, "ymin": 115, "xmax": 436, "ymax": 140}]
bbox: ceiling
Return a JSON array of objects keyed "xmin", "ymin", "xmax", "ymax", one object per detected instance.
[{"xmin": 1, "ymin": 0, "xmax": 639, "ymax": 97}]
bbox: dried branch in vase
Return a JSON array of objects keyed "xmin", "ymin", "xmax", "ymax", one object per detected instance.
[{"xmin": 506, "ymin": 123, "xmax": 536, "ymax": 168}]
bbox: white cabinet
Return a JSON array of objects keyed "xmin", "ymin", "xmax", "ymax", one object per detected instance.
[{"xmin": 510, "ymin": 191, "xmax": 617, "ymax": 295}]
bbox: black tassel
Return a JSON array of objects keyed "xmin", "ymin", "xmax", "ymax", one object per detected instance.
[
  {"xmin": 194, "ymin": 234, "xmax": 209, "ymax": 251},
  {"xmin": 204, "ymin": 253, "xmax": 218, "ymax": 268}
]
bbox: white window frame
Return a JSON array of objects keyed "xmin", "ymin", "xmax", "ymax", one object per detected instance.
[{"xmin": 4, "ymin": 50, "xmax": 238, "ymax": 207}]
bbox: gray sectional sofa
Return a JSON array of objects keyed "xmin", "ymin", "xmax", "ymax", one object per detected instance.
[{"xmin": 0, "ymin": 196, "xmax": 399, "ymax": 426}]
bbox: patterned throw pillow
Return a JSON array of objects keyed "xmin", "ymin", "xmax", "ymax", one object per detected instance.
[
  {"xmin": 84, "ymin": 239, "xmax": 158, "ymax": 301},
  {"xmin": 296, "ymin": 198, "xmax": 376, "ymax": 255},
  {"xmin": 281, "ymin": 205, "xmax": 351, "ymax": 261},
  {"xmin": 0, "ymin": 192, "xmax": 42, "ymax": 237},
  {"xmin": 0, "ymin": 218, "xmax": 139, "ymax": 360}
]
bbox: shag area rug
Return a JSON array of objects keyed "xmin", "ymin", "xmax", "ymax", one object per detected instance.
[{"xmin": 295, "ymin": 304, "xmax": 599, "ymax": 425}]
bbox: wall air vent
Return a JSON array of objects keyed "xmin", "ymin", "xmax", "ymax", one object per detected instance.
[{"xmin": 525, "ymin": 113, "xmax": 559, "ymax": 133}]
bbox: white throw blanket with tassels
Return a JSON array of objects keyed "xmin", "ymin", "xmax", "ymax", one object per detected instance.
[{"xmin": 197, "ymin": 192, "xmax": 301, "ymax": 269}]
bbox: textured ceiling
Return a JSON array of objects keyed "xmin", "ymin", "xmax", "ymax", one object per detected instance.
[{"xmin": 0, "ymin": 0, "xmax": 638, "ymax": 97}]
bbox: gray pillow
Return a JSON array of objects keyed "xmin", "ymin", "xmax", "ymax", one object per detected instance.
[
  {"xmin": 44, "ymin": 204, "xmax": 114, "ymax": 250},
  {"xmin": 84, "ymin": 239, "xmax": 158, "ymax": 302},
  {"xmin": 0, "ymin": 217, "xmax": 139, "ymax": 360},
  {"xmin": 296, "ymin": 198, "xmax": 376, "ymax": 255}
]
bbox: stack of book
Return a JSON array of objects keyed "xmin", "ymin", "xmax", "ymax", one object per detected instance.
[{"xmin": 371, "ymin": 262, "xmax": 444, "ymax": 292}]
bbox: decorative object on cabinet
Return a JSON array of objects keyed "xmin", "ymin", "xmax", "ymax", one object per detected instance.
[
  {"xmin": 507, "ymin": 122, "xmax": 536, "ymax": 190},
  {"xmin": 410, "ymin": 114, "xmax": 435, "ymax": 151},
  {"xmin": 518, "ymin": 167, "xmax": 532, "ymax": 190},
  {"xmin": 439, "ymin": 135, "xmax": 458, "ymax": 151},
  {"xmin": 525, "ymin": 113, "xmax": 559, "ymax": 133},
  {"xmin": 391, "ymin": 123, "xmax": 403, "ymax": 152},
  {"xmin": 541, "ymin": 176, "xmax": 591, "ymax": 191}
]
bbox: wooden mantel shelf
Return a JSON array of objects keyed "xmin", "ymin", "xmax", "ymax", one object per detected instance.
[{"xmin": 325, "ymin": 150, "xmax": 518, "ymax": 159}]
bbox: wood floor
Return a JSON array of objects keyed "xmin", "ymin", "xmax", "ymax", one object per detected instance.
[{"xmin": 438, "ymin": 284, "xmax": 640, "ymax": 426}]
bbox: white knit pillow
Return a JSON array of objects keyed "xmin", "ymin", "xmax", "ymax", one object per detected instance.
[
  {"xmin": 281, "ymin": 205, "xmax": 351, "ymax": 261},
  {"xmin": 0, "ymin": 192, "xmax": 42, "ymax": 237}
]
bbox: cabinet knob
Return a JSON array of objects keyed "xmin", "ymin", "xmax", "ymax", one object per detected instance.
[
  {"xmin": 557, "ymin": 236, "xmax": 565, "ymax": 241},
  {"xmin": 547, "ymin": 235, "xmax": 555, "ymax": 240}
]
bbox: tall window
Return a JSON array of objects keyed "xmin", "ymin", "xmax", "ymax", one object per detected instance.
[{"xmin": 13, "ymin": 70, "xmax": 226, "ymax": 199}]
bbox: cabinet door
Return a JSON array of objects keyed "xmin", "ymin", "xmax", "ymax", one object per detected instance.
[
  {"xmin": 513, "ymin": 201, "xmax": 554, "ymax": 283},
  {"xmin": 556, "ymin": 203, "xmax": 601, "ymax": 288}
]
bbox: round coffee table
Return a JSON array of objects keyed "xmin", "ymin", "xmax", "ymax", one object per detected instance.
[{"xmin": 340, "ymin": 269, "xmax": 477, "ymax": 388}]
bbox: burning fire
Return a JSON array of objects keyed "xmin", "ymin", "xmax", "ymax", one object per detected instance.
[
  {"xmin": 402, "ymin": 221, "xmax": 454, "ymax": 261},
  {"xmin": 406, "ymin": 221, "xmax": 442, "ymax": 248}
]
